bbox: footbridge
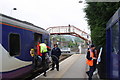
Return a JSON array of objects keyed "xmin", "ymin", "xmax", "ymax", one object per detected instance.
[{"xmin": 46, "ymin": 25, "xmax": 91, "ymax": 42}]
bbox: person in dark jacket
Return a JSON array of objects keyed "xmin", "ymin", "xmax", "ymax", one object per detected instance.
[{"xmin": 51, "ymin": 44, "xmax": 61, "ymax": 71}]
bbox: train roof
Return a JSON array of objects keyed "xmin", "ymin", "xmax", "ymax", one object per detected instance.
[
  {"xmin": 106, "ymin": 8, "xmax": 120, "ymax": 30},
  {"xmin": 0, "ymin": 13, "xmax": 49, "ymax": 34}
]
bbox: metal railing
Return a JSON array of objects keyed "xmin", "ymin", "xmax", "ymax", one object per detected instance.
[{"xmin": 46, "ymin": 26, "xmax": 91, "ymax": 41}]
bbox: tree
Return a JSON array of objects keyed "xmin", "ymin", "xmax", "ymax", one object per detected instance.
[{"xmin": 84, "ymin": 2, "xmax": 119, "ymax": 47}]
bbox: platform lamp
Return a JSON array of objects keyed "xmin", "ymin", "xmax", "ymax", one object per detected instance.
[
  {"xmin": 11, "ymin": 8, "xmax": 17, "ymax": 16},
  {"xmin": 79, "ymin": 0, "xmax": 83, "ymax": 3},
  {"xmin": 13, "ymin": 8, "xmax": 17, "ymax": 10}
]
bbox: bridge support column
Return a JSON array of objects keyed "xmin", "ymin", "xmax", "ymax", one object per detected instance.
[{"xmin": 78, "ymin": 44, "xmax": 81, "ymax": 54}]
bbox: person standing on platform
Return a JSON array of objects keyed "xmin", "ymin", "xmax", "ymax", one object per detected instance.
[
  {"xmin": 51, "ymin": 44, "xmax": 61, "ymax": 71},
  {"xmin": 86, "ymin": 44, "xmax": 97, "ymax": 80}
]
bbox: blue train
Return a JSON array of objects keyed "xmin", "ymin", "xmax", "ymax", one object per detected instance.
[
  {"xmin": 0, "ymin": 14, "xmax": 50, "ymax": 79},
  {"xmin": 106, "ymin": 8, "xmax": 120, "ymax": 79}
]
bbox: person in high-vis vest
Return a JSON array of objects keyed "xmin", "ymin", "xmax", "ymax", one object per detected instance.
[
  {"xmin": 86, "ymin": 44, "xmax": 97, "ymax": 80},
  {"xmin": 30, "ymin": 48, "xmax": 42, "ymax": 69},
  {"xmin": 30, "ymin": 48, "xmax": 40, "ymax": 69},
  {"xmin": 37, "ymin": 42, "xmax": 51, "ymax": 56},
  {"xmin": 39, "ymin": 43, "xmax": 50, "ymax": 77},
  {"xmin": 37, "ymin": 42, "xmax": 42, "ymax": 56},
  {"xmin": 30, "ymin": 49, "xmax": 36, "ymax": 68}
]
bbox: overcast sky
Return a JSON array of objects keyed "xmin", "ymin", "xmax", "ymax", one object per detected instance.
[{"xmin": 0, "ymin": 0, "xmax": 90, "ymax": 34}]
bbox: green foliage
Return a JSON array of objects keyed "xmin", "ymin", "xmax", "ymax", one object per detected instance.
[
  {"xmin": 68, "ymin": 41, "xmax": 74, "ymax": 48},
  {"xmin": 84, "ymin": 2, "xmax": 120, "ymax": 47},
  {"xmin": 74, "ymin": 37, "xmax": 83, "ymax": 43},
  {"xmin": 50, "ymin": 35, "xmax": 66, "ymax": 41},
  {"xmin": 51, "ymin": 35, "xmax": 81, "ymax": 48},
  {"xmin": 68, "ymin": 40, "xmax": 78, "ymax": 48}
]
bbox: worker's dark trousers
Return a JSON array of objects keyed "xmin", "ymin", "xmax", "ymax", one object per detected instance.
[
  {"xmin": 88, "ymin": 64, "xmax": 96, "ymax": 80},
  {"xmin": 42, "ymin": 53, "xmax": 47, "ymax": 75},
  {"xmin": 51, "ymin": 56, "xmax": 59, "ymax": 71},
  {"xmin": 32, "ymin": 55, "xmax": 38, "ymax": 69},
  {"xmin": 43, "ymin": 61, "xmax": 47, "ymax": 75},
  {"xmin": 52, "ymin": 60, "xmax": 59, "ymax": 70}
]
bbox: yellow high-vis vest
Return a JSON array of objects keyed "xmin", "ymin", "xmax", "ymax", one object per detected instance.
[{"xmin": 40, "ymin": 43, "xmax": 48, "ymax": 53}]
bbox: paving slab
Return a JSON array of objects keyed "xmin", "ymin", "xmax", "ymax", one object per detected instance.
[{"xmin": 33, "ymin": 54, "xmax": 98, "ymax": 80}]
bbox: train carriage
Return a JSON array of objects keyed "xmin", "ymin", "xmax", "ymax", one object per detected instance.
[
  {"xmin": 0, "ymin": 14, "xmax": 50, "ymax": 79},
  {"xmin": 106, "ymin": 8, "xmax": 120, "ymax": 79}
]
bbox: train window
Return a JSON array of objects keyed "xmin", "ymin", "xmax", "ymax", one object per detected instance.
[
  {"xmin": 34, "ymin": 33, "xmax": 42, "ymax": 45},
  {"xmin": 9, "ymin": 33, "xmax": 20, "ymax": 56},
  {"xmin": 112, "ymin": 22, "xmax": 119, "ymax": 54},
  {"xmin": 44, "ymin": 39, "xmax": 48, "ymax": 45}
]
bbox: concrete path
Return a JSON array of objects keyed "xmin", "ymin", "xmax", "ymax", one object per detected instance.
[{"xmin": 62, "ymin": 54, "xmax": 87, "ymax": 78}]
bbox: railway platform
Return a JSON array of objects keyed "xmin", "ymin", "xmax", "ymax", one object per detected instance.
[{"xmin": 33, "ymin": 54, "xmax": 99, "ymax": 80}]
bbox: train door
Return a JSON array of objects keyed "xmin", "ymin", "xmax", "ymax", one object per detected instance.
[
  {"xmin": 111, "ymin": 21, "xmax": 119, "ymax": 78},
  {"xmin": 34, "ymin": 33, "xmax": 42, "ymax": 47},
  {"xmin": 106, "ymin": 8, "xmax": 120, "ymax": 79},
  {"xmin": 44, "ymin": 39, "xmax": 48, "ymax": 45},
  {"xmin": 106, "ymin": 28, "xmax": 112, "ymax": 78}
]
